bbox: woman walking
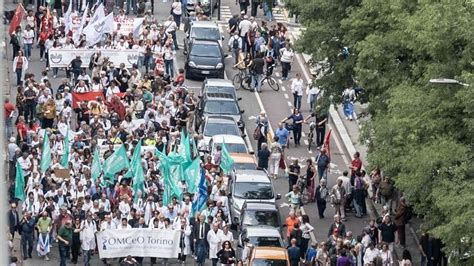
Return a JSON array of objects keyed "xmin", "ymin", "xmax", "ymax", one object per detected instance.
[
  {"xmin": 281, "ymin": 108, "xmax": 304, "ymax": 147},
  {"xmin": 13, "ymin": 50, "xmax": 29, "ymax": 86},
  {"xmin": 268, "ymin": 139, "xmax": 282, "ymax": 179}
]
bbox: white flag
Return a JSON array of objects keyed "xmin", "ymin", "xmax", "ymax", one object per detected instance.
[
  {"xmin": 73, "ymin": 3, "xmax": 89, "ymax": 44},
  {"xmin": 64, "ymin": 0, "xmax": 73, "ymax": 33},
  {"xmin": 84, "ymin": 12, "xmax": 114, "ymax": 46},
  {"xmin": 87, "ymin": 3, "xmax": 105, "ymax": 27},
  {"xmin": 132, "ymin": 18, "xmax": 145, "ymax": 39}
]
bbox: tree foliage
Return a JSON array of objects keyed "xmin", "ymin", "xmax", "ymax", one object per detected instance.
[{"xmin": 288, "ymin": 0, "xmax": 474, "ymax": 260}]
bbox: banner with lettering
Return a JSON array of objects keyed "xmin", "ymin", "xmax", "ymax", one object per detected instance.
[
  {"xmin": 48, "ymin": 48, "xmax": 139, "ymax": 68},
  {"xmin": 96, "ymin": 229, "xmax": 180, "ymax": 258}
]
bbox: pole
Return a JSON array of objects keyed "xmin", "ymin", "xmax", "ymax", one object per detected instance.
[{"xmin": 217, "ymin": 0, "xmax": 221, "ymax": 20}]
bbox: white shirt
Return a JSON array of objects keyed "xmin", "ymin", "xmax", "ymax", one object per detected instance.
[
  {"xmin": 337, "ymin": 175, "xmax": 352, "ymax": 196},
  {"xmin": 291, "ymin": 78, "xmax": 304, "ymax": 96},
  {"xmin": 238, "ymin": 20, "xmax": 252, "ymax": 37},
  {"xmin": 280, "ymin": 48, "xmax": 294, "ymax": 63},
  {"xmin": 171, "ymin": 2, "xmax": 182, "ymax": 15},
  {"xmin": 363, "ymin": 248, "xmax": 380, "ymax": 265}
]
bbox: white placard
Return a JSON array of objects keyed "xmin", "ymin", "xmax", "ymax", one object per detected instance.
[
  {"xmin": 114, "ymin": 17, "xmax": 137, "ymax": 36},
  {"xmin": 48, "ymin": 48, "xmax": 139, "ymax": 68},
  {"xmin": 96, "ymin": 229, "xmax": 181, "ymax": 258}
]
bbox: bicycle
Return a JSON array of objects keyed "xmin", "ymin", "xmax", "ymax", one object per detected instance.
[
  {"xmin": 307, "ymin": 121, "xmax": 316, "ymax": 151},
  {"xmin": 234, "ymin": 65, "xmax": 280, "ymax": 92},
  {"xmin": 232, "ymin": 68, "xmax": 247, "ymax": 90}
]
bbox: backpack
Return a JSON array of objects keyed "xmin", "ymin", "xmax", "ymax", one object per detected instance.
[{"xmin": 232, "ymin": 36, "xmax": 239, "ymax": 49}]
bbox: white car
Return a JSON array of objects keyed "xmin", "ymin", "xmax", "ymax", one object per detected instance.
[
  {"xmin": 209, "ymin": 134, "xmax": 248, "ymax": 157},
  {"xmin": 239, "ymin": 226, "xmax": 285, "ymax": 248}
]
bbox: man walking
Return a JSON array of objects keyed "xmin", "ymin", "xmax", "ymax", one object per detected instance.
[
  {"xmin": 57, "ymin": 220, "xmax": 74, "ymax": 266},
  {"xmin": 251, "ymin": 53, "xmax": 265, "ymax": 92},
  {"xmin": 36, "ymin": 211, "xmax": 52, "ymax": 261},
  {"xmin": 19, "ymin": 211, "xmax": 35, "ymax": 260}
]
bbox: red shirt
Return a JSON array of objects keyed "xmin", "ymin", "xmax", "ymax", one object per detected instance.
[
  {"xmin": 4, "ymin": 102, "xmax": 15, "ymax": 118},
  {"xmin": 16, "ymin": 122, "xmax": 27, "ymax": 139},
  {"xmin": 351, "ymin": 158, "xmax": 362, "ymax": 176}
]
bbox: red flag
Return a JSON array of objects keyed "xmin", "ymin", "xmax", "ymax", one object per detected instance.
[
  {"xmin": 323, "ymin": 129, "xmax": 332, "ymax": 159},
  {"xmin": 8, "ymin": 4, "xmax": 26, "ymax": 35},
  {"xmin": 72, "ymin": 92, "xmax": 125, "ymax": 109}
]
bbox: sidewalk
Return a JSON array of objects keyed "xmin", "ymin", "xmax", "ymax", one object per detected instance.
[{"xmin": 292, "ymin": 33, "xmax": 422, "ymax": 262}]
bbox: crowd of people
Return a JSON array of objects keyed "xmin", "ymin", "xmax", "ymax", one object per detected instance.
[{"xmin": 3, "ymin": 0, "xmax": 428, "ymax": 266}]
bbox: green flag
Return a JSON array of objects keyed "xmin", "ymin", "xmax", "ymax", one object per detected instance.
[
  {"xmin": 102, "ymin": 144, "xmax": 130, "ymax": 179},
  {"xmin": 125, "ymin": 141, "xmax": 142, "ymax": 178},
  {"xmin": 159, "ymin": 153, "xmax": 183, "ymax": 206},
  {"xmin": 220, "ymin": 143, "xmax": 234, "ymax": 174},
  {"xmin": 40, "ymin": 131, "xmax": 52, "ymax": 173},
  {"xmin": 184, "ymin": 158, "xmax": 201, "ymax": 193},
  {"xmin": 14, "ymin": 161, "xmax": 26, "ymax": 201},
  {"xmin": 179, "ymin": 130, "xmax": 192, "ymax": 163},
  {"xmin": 60, "ymin": 130, "xmax": 70, "ymax": 168},
  {"xmin": 132, "ymin": 157, "xmax": 145, "ymax": 203},
  {"xmin": 91, "ymin": 148, "xmax": 102, "ymax": 182}
]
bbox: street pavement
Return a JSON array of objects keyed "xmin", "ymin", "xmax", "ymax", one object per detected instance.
[{"xmin": 6, "ymin": 0, "xmax": 371, "ymax": 264}]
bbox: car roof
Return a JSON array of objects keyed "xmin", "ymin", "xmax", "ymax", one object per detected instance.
[
  {"xmin": 244, "ymin": 202, "xmax": 278, "ymax": 211},
  {"xmin": 231, "ymin": 153, "xmax": 256, "ymax": 164},
  {"xmin": 206, "ymin": 116, "xmax": 237, "ymax": 124},
  {"xmin": 205, "ymin": 79, "xmax": 234, "ymax": 87},
  {"xmin": 204, "ymin": 92, "xmax": 235, "ymax": 100},
  {"xmin": 253, "ymin": 247, "xmax": 289, "ymax": 260},
  {"xmin": 191, "ymin": 20, "xmax": 219, "ymax": 28},
  {"xmin": 211, "ymin": 134, "xmax": 246, "ymax": 145},
  {"xmin": 246, "ymin": 226, "xmax": 282, "ymax": 237},
  {"xmin": 235, "ymin": 170, "xmax": 271, "ymax": 183},
  {"xmin": 192, "ymin": 39, "xmax": 220, "ymax": 45}
]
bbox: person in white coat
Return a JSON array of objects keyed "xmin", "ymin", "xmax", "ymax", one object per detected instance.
[
  {"xmin": 220, "ymin": 225, "xmax": 234, "ymax": 246},
  {"xmin": 306, "ymin": 75, "xmax": 321, "ymax": 111},
  {"xmin": 207, "ymin": 223, "xmax": 223, "ymax": 266},
  {"xmin": 13, "ymin": 50, "xmax": 29, "ymax": 86},
  {"xmin": 80, "ymin": 213, "xmax": 97, "ymax": 266},
  {"xmin": 291, "ymin": 73, "xmax": 304, "ymax": 110},
  {"xmin": 177, "ymin": 218, "xmax": 192, "ymax": 263}
]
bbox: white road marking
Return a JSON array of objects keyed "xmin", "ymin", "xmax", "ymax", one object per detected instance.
[
  {"xmin": 287, "ymin": 101, "xmax": 292, "ymax": 107},
  {"xmin": 281, "ymin": 86, "xmax": 286, "ymax": 92},
  {"xmin": 284, "ymin": 93, "xmax": 289, "ymax": 99},
  {"xmin": 301, "ymin": 132, "xmax": 306, "ymax": 137},
  {"xmin": 278, "ymin": 79, "xmax": 282, "ymax": 84},
  {"xmin": 248, "ymin": 116, "xmax": 257, "ymax": 120}
]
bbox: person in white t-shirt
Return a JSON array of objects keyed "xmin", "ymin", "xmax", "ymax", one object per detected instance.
[{"xmin": 171, "ymin": 0, "xmax": 182, "ymax": 28}]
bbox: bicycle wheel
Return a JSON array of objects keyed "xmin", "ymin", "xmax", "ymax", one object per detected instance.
[
  {"xmin": 232, "ymin": 73, "xmax": 242, "ymax": 90},
  {"xmin": 268, "ymin": 77, "xmax": 280, "ymax": 91}
]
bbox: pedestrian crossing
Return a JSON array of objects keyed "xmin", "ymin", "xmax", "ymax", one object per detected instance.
[{"xmin": 215, "ymin": 5, "xmax": 289, "ymax": 27}]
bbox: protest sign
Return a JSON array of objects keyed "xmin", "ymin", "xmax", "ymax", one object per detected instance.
[
  {"xmin": 48, "ymin": 48, "xmax": 139, "ymax": 68},
  {"xmin": 96, "ymin": 229, "xmax": 180, "ymax": 258}
]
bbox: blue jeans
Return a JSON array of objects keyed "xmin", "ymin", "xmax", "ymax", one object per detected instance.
[
  {"xmin": 252, "ymin": 73, "xmax": 263, "ymax": 92},
  {"xmin": 317, "ymin": 166, "xmax": 327, "ymax": 180},
  {"xmin": 263, "ymin": 2, "xmax": 272, "ymax": 21},
  {"xmin": 170, "ymin": 31, "xmax": 179, "ymax": 50},
  {"xmin": 353, "ymin": 197, "xmax": 363, "ymax": 217},
  {"xmin": 164, "ymin": 59, "xmax": 174, "ymax": 78},
  {"xmin": 59, "ymin": 245, "xmax": 70, "ymax": 266},
  {"xmin": 21, "ymin": 233, "xmax": 33, "ymax": 257},
  {"xmin": 293, "ymin": 94, "xmax": 302, "ymax": 110},
  {"xmin": 83, "ymin": 249, "xmax": 91, "ymax": 266},
  {"xmin": 24, "ymin": 43, "xmax": 32, "ymax": 58},
  {"xmin": 15, "ymin": 68, "xmax": 22, "ymax": 85},
  {"xmin": 126, "ymin": 0, "xmax": 136, "ymax": 14},
  {"xmin": 6, "ymin": 117, "xmax": 13, "ymax": 139}
]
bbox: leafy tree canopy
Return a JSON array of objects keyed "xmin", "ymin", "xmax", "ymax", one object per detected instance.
[{"xmin": 288, "ymin": 0, "xmax": 474, "ymax": 260}]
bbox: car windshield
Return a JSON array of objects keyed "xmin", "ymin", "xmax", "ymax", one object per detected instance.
[
  {"xmin": 204, "ymin": 101, "xmax": 239, "ymax": 115},
  {"xmin": 191, "ymin": 27, "xmax": 220, "ymax": 41},
  {"xmin": 205, "ymin": 86, "xmax": 236, "ymax": 98},
  {"xmin": 190, "ymin": 44, "xmax": 221, "ymax": 57},
  {"xmin": 253, "ymin": 259, "xmax": 288, "ymax": 266},
  {"xmin": 204, "ymin": 122, "xmax": 239, "ymax": 137},
  {"xmin": 234, "ymin": 163, "xmax": 256, "ymax": 170},
  {"xmin": 234, "ymin": 182, "xmax": 274, "ymax": 200},
  {"xmin": 248, "ymin": 236, "xmax": 282, "ymax": 247},
  {"xmin": 242, "ymin": 210, "xmax": 279, "ymax": 227}
]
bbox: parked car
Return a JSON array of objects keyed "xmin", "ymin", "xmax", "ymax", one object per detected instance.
[
  {"xmin": 238, "ymin": 201, "xmax": 282, "ymax": 231},
  {"xmin": 229, "ymin": 170, "xmax": 281, "ymax": 226},
  {"xmin": 200, "ymin": 78, "xmax": 239, "ymax": 101},
  {"xmin": 239, "ymin": 226, "xmax": 285, "ymax": 248},
  {"xmin": 200, "ymin": 0, "xmax": 218, "ymax": 17},
  {"xmin": 249, "ymin": 247, "xmax": 290, "ymax": 266},
  {"xmin": 184, "ymin": 21, "xmax": 223, "ymax": 55},
  {"xmin": 201, "ymin": 116, "xmax": 242, "ymax": 144},
  {"xmin": 185, "ymin": 39, "xmax": 225, "ymax": 79},
  {"xmin": 209, "ymin": 134, "xmax": 248, "ymax": 156},
  {"xmin": 232, "ymin": 153, "xmax": 257, "ymax": 170},
  {"xmin": 195, "ymin": 93, "xmax": 244, "ymax": 130}
]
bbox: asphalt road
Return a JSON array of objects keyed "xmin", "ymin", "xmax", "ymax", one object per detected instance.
[{"xmin": 7, "ymin": 0, "xmax": 369, "ymax": 264}]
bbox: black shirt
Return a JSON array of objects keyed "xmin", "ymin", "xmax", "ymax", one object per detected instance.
[
  {"xmin": 379, "ymin": 222, "xmax": 397, "ymax": 243},
  {"xmin": 311, "ymin": 113, "xmax": 328, "ymax": 129},
  {"xmin": 252, "ymin": 57, "xmax": 265, "ymax": 75},
  {"xmin": 288, "ymin": 164, "xmax": 300, "ymax": 180}
]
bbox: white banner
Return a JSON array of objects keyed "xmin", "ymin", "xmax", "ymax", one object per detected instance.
[
  {"xmin": 114, "ymin": 16, "xmax": 137, "ymax": 36},
  {"xmin": 48, "ymin": 48, "xmax": 139, "ymax": 68},
  {"xmin": 96, "ymin": 229, "xmax": 181, "ymax": 258}
]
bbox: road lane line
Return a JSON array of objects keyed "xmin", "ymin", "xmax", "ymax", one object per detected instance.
[
  {"xmin": 301, "ymin": 132, "xmax": 306, "ymax": 137},
  {"xmin": 278, "ymin": 79, "xmax": 282, "ymax": 84},
  {"xmin": 281, "ymin": 86, "xmax": 286, "ymax": 92},
  {"xmin": 284, "ymin": 93, "xmax": 289, "ymax": 99},
  {"xmin": 287, "ymin": 101, "xmax": 292, "ymax": 107}
]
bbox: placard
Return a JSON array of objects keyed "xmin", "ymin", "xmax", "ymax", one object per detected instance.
[
  {"xmin": 96, "ymin": 229, "xmax": 180, "ymax": 258},
  {"xmin": 48, "ymin": 48, "xmax": 139, "ymax": 68}
]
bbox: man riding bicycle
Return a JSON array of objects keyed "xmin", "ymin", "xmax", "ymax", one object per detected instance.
[{"xmin": 251, "ymin": 53, "xmax": 265, "ymax": 93}]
